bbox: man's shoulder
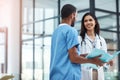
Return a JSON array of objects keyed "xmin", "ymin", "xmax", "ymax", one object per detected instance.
[{"xmin": 60, "ymin": 25, "xmax": 77, "ymax": 32}]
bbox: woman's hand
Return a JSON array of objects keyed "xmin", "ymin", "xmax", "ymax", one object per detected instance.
[{"xmin": 107, "ymin": 60, "xmax": 113, "ymax": 66}]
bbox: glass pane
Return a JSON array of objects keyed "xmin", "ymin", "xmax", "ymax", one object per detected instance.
[
  {"xmin": 45, "ymin": 8, "xmax": 55, "ymax": 19},
  {"xmin": 22, "ymin": 40, "xmax": 33, "ymax": 80},
  {"xmin": 35, "ymin": 8, "xmax": 43, "ymax": 21},
  {"xmin": 34, "ymin": 0, "xmax": 58, "ymax": 80},
  {"xmin": 22, "ymin": 2, "xmax": 34, "ymax": 78},
  {"xmin": 34, "ymin": 37, "xmax": 51, "ymax": 80},
  {"xmin": 44, "ymin": 37, "xmax": 51, "ymax": 80},
  {"xmin": 96, "ymin": 11, "xmax": 117, "ymax": 31},
  {"xmin": 61, "ymin": 0, "xmax": 89, "ymax": 10},
  {"xmin": 45, "ymin": 19, "xmax": 54, "ymax": 35},
  {"xmin": 119, "ymin": 0, "xmax": 120, "ymax": 12},
  {"xmin": 35, "ymin": 22, "xmax": 43, "ymax": 36},
  {"xmin": 95, "ymin": 0, "xmax": 116, "ymax": 12},
  {"xmin": 34, "ymin": 38, "xmax": 42, "ymax": 80},
  {"xmin": 104, "ymin": 72, "xmax": 118, "ymax": 80},
  {"xmin": 74, "ymin": 21, "xmax": 80, "ymax": 31},
  {"xmin": 119, "ymin": 16, "xmax": 120, "ymax": 26},
  {"xmin": 35, "ymin": 0, "xmax": 58, "ymax": 19},
  {"xmin": 22, "ymin": 24, "xmax": 33, "ymax": 40},
  {"xmin": 22, "ymin": 0, "xmax": 33, "ymax": 24},
  {"xmin": 100, "ymin": 31, "xmax": 118, "ymax": 74}
]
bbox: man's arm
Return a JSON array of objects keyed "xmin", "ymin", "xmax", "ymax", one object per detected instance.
[
  {"xmin": 68, "ymin": 46, "xmax": 104, "ymax": 66},
  {"xmin": 80, "ymin": 54, "xmax": 88, "ymax": 57}
]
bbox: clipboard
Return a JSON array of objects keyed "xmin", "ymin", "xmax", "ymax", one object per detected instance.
[{"xmin": 86, "ymin": 48, "xmax": 120, "ymax": 62}]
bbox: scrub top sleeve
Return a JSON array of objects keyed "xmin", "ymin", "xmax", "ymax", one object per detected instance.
[{"xmin": 67, "ymin": 29, "xmax": 79, "ymax": 50}]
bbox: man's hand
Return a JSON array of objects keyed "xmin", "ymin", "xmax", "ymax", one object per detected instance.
[
  {"xmin": 90, "ymin": 56, "xmax": 104, "ymax": 66},
  {"xmin": 80, "ymin": 53, "xmax": 88, "ymax": 57}
]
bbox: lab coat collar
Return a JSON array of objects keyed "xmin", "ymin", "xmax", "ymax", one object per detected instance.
[{"xmin": 85, "ymin": 33, "xmax": 100, "ymax": 42}]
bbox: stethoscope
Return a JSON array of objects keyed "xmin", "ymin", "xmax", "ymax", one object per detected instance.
[
  {"xmin": 81, "ymin": 35, "xmax": 102, "ymax": 51},
  {"xmin": 81, "ymin": 36, "xmax": 104, "ymax": 69}
]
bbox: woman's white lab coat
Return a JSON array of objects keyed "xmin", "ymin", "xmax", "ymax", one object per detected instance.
[{"xmin": 78, "ymin": 33, "xmax": 107, "ymax": 80}]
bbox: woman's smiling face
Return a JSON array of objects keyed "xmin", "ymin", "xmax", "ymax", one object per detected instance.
[{"xmin": 84, "ymin": 15, "xmax": 96, "ymax": 31}]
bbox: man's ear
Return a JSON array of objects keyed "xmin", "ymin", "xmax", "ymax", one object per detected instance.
[
  {"xmin": 69, "ymin": 13, "xmax": 75, "ymax": 19},
  {"xmin": 71, "ymin": 13, "xmax": 75, "ymax": 19},
  {"xmin": 68, "ymin": 13, "xmax": 73, "ymax": 19}
]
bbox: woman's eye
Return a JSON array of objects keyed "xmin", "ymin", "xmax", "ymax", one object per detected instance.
[
  {"xmin": 89, "ymin": 19, "xmax": 93, "ymax": 21},
  {"xmin": 84, "ymin": 20, "xmax": 87, "ymax": 22}
]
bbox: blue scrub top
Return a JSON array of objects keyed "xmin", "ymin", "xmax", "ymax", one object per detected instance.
[{"xmin": 50, "ymin": 24, "xmax": 81, "ymax": 80}]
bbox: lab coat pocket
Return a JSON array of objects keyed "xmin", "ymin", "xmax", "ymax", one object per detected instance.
[
  {"xmin": 98, "ymin": 67, "xmax": 104, "ymax": 80},
  {"xmin": 81, "ymin": 68, "xmax": 92, "ymax": 80}
]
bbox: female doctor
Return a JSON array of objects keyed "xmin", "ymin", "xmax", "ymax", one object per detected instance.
[{"xmin": 78, "ymin": 12, "xmax": 113, "ymax": 80}]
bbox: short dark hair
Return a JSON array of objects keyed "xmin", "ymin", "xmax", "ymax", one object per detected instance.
[{"xmin": 61, "ymin": 4, "xmax": 76, "ymax": 19}]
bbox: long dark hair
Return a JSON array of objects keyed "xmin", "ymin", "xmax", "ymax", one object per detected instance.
[{"xmin": 80, "ymin": 12, "xmax": 100, "ymax": 41}]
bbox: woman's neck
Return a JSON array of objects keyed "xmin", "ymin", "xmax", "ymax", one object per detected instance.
[{"xmin": 87, "ymin": 31, "xmax": 95, "ymax": 40}]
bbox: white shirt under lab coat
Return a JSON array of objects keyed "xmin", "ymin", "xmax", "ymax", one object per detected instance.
[{"xmin": 78, "ymin": 33, "xmax": 107, "ymax": 80}]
